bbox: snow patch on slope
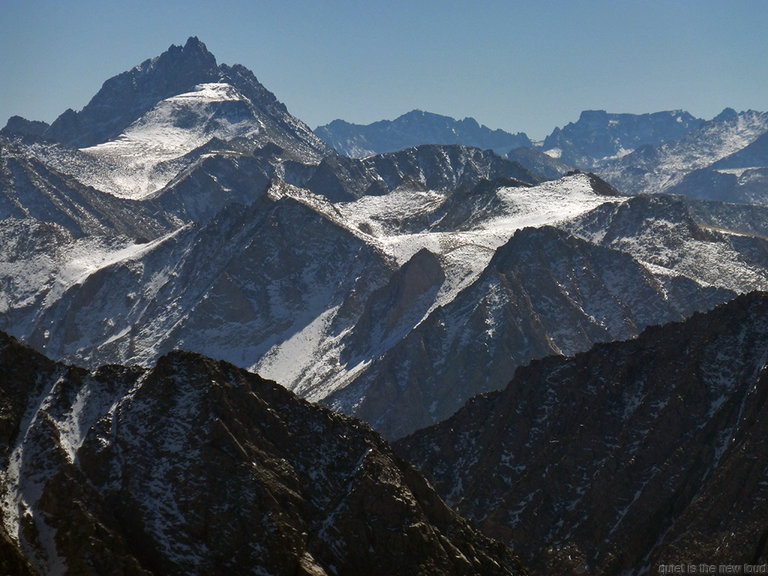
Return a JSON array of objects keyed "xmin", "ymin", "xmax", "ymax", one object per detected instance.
[{"xmin": 77, "ymin": 83, "xmax": 262, "ymax": 198}]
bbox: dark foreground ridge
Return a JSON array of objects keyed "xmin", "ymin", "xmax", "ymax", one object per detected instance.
[
  {"xmin": 0, "ymin": 332, "xmax": 524, "ymax": 575},
  {"xmin": 397, "ymin": 291, "xmax": 768, "ymax": 575}
]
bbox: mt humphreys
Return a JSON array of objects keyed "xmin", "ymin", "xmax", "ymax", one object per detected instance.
[{"xmin": 2, "ymin": 36, "xmax": 768, "ymax": 574}]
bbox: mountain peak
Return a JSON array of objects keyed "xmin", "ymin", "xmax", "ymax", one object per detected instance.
[
  {"xmin": 713, "ymin": 107, "xmax": 739, "ymax": 122},
  {"xmin": 184, "ymin": 35, "xmax": 206, "ymax": 50},
  {"xmin": 160, "ymin": 36, "xmax": 217, "ymax": 69},
  {"xmin": 45, "ymin": 38, "xmax": 221, "ymax": 147},
  {"xmin": 0, "ymin": 115, "xmax": 49, "ymax": 138}
]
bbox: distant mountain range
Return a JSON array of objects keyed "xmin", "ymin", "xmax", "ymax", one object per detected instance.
[
  {"xmin": 315, "ymin": 105, "xmax": 768, "ymax": 205},
  {"xmin": 3, "ymin": 36, "xmax": 768, "ymax": 573},
  {"xmin": 540, "ymin": 108, "xmax": 706, "ymax": 167},
  {"xmin": 314, "ymin": 110, "xmax": 532, "ymax": 157}
]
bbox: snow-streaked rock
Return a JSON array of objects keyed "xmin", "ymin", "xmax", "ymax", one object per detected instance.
[{"xmin": 598, "ymin": 109, "xmax": 768, "ymax": 197}]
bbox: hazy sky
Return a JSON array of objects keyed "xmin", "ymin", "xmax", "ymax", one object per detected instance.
[{"xmin": 2, "ymin": 0, "xmax": 766, "ymax": 139}]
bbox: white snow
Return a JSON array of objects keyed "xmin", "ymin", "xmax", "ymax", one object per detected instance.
[
  {"xmin": 338, "ymin": 174, "xmax": 621, "ymax": 265},
  {"xmin": 76, "ymin": 83, "xmax": 262, "ymax": 198},
  {"xmin": 255, "ymin": 306, "xmax": 341, "ymax": 397},
  {"xmin": 46, "ymin": 230, "xmax": 182, "ymax": 304},
  {"xmin": 715, "ymin": 167, "xmax": 761, "ymax": 178}
]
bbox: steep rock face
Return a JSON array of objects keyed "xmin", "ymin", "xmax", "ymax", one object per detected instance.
[
  {"xmin": 22, "ymin": 181, "xmax": 394, "ymax": 373},
  {"xmin": 687, "ymin": 199, "xmax": 768, "ymax": 239},
  {"xmin": 563, "ymin": 194, "xmax": 768, "ymax": 296},
  {"xmin": 542, "ymin": 109, "xmax": 704, "ymax": 168},
  {"xmin": 341, "ymin": 247, "xmax": 445, "ymax": 362},
  {"xmin": 0, "ymin": 117, "xmax": 49, "ymax": 139},
  {"xmin": 0, "ymin": 332, "xmax": 525, "ymax": 576},
  {"xmin": 396, "ymin": 291, "xmax": 768, "ymax": 574},
  {"xmin": 46, "ymin": 37, "xmax": 221, "ymax": 147},
  {"xmin": 504, "ymin": 147, "xmax": 573, "ymax": 180},
  {"xmin": 21, "ymin": 38, "xmax": 330, "ymax": 201},
  {"xmin": 43, "ymin": 37, "xmax": 328, "ymax": 160},
  {"xmin": 315, "ymin": 110, "xmax": 531, "ymax": 157}
]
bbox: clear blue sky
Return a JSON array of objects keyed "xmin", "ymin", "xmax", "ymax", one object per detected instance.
[{"xmin": 2, "ymin": 0, "xmax": 766, "ymax": 140}]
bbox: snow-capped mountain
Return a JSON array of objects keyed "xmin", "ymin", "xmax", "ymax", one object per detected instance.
[
  {"xmin": 0, "ymin": 139, "xmax": 179, "ymax": 238},
  {"xmin": 4, "ymin": 37, "xmax": 331, "ymax": 200},
  {"xmin": 396, "ymin": 291, "xmax": 768, "ymax": 574},
  {"xmin": 0, "ymin": 332, "xmax": 524, "ymax": 575},
  {"xmin": 4, "ymin": 37, "xmax": 768, "ymax": 445},
  {"xmin": 286, "ymin": 143, "xmax": 542, "ymax": 201},
  {"xmin": 5, "ymin": 36, "xmax": 768, "ymax": 573},
  {"xmin": 315, "ymin": 110, "xmax": 532, "ymax": 158},
  {"xmin": 44, "ymin": 37, "xmax": 329, "ymax": 156},
  {"xmin": 328, "ymin": 190, "xmax": 768, "ymax": 438},
  {"xmin": 315, "ymin": 106, "xmax": 768, "ymax": 205}
]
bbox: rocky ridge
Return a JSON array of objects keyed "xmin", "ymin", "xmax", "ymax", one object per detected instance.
[
  {"xmin": 326, "ymin": 190, "xmax": 768, "ymax": 438},
  {"xmin": 541, "ymin": 109, "xmax": 705, "ymax": 168},
  {"xmin": 0, "ymin": 331, "xmax": 525, "ymax": 575},
  {"xmin": 597, "ymin": 109, "xmax": 768, "ymax": 201}
]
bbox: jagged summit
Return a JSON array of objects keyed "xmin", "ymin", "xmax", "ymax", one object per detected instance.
[
  {"xmin": 45, "ymin": 37, "xmax": 221, "ymax": 147},
  {"xmin": 0, "ymin": 116, "xmax": 49, "ymax": 139},
  {"xmin": 713, "ymin": 106, "xmax": 739, "ymax": 122}
]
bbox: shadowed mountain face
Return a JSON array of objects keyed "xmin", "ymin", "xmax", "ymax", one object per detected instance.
[
  {"xmin": 396, "ymin": 291, "xmax": 768, "ymax": 574},
  {"xmin": 0, "ymin": 332, "xmax": 525, "ymax": 576},
  {"xmin": 326, "ymin": 191, "xmax": 768, "ymax": 439}
]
